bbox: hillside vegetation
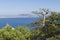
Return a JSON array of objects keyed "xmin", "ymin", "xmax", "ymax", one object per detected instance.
[{"xmin": 0, "ymin": 12, "xmax": 60, "ymax": 40}]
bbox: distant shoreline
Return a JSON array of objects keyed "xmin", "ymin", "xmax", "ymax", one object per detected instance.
[{"xmin": 0, "ymin": 14, "xmax": 40, "ymax": 18}]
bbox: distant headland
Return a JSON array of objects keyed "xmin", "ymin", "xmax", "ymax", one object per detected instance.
[{"xmin": 0, "ymin": 14, "xmax": 40, "ymax": 18}]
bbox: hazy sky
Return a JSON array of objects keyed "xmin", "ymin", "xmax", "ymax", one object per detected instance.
[{"xmin": 0, "ymin": 0, "xmax": 60, "ymax": 15}]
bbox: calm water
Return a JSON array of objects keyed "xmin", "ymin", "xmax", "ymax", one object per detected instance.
[{"xmin": 0, "ymin": 18, "xmax": 39, "ymax": 28}]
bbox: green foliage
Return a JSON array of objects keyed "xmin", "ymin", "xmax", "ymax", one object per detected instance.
[
  {"xmin": 30, "ymin": 10, "xmax": 60, "ymax": 40},
  {"xmin": 0, "ymin": 25, "xmax": 26, "ymax": 40},
  {"xmin": 16, "ymin": 26, "xmax": 31, "ymax": 40}
]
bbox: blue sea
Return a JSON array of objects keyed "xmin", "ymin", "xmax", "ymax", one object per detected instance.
[{"xmin": 0, "ymin": 18, "xmax": 39, "ymax": 29}]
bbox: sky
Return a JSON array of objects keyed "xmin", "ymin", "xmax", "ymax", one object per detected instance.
[{"xmin": 0, "ymin": 0, "xmax": 60, "ymax": 15}]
